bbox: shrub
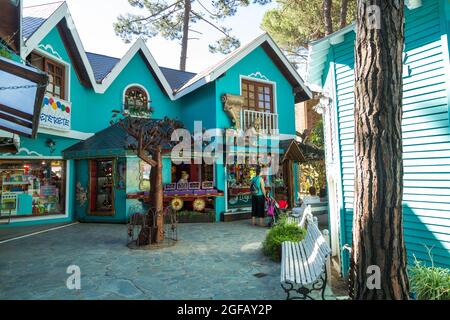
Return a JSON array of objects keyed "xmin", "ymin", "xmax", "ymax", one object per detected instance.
[
  {"xmin": 262, "ymin": 220, "xmax": 306, "ymax": 261},
  {"xmin": 409, "ymin": 251, "xmax": 450, "ymax": 300}
]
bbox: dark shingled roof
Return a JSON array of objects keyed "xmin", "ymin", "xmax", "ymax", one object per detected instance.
[
  {"xmin": 63, "ymin": 122, "xmax": 128, "ymax": 158},
  {"xmin": 85, "ymin": 52, "xmax": 197, "ymax": 90},
  {"xmin": 23, "ymin": 2, "xmax": 64, "ymax": 40},
  {"xmin": 86, "ymin": 52, "xmax": 120, "ymax": 82},
  {"xmin": 159, "ymin": 67, "xmax": 196, "ymax": 92},
  {"xmin": 63, "ymin": 119, "xmax": 178, "ymax": 159}
]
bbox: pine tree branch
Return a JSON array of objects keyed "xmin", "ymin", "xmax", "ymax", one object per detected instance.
[
  {"xmin": 128, "ymin": 0, "xmax": 184, "ymax": 23},
  {"xmin": 190, "ymin": 10, "xmax": 231, "ymax": 38}
]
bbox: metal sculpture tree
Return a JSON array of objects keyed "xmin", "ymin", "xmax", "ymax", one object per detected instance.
[{"xmin": 113, "ymin": 113, "xmax": 183, "ymax": 245}]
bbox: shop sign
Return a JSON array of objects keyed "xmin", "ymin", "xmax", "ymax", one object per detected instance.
[
  {"xmin": 228, "ymin": 193, "xmax": 252, "ymax": 208},
  {"xmin": 40, "ymin": 95, "xmax": 71, "ymax": 131},
  {"xmin": 188, "ymin": 182, "xmax": 200, "ymax": 190},
  {"xmin": 177, "ymin": 182, "xmax": 188, "ymax": 190},
  {"xmin": 202, "ymin": 181, "xmax": 214, "ymax": 189}
]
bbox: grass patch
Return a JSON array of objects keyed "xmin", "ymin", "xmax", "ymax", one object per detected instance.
[{"xmin": 409, "ymin": 251, "xmax": 450, "ymax": 300}]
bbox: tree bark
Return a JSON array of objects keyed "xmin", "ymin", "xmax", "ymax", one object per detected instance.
[
  {"xmin": 323, "ymin": 0, "xmax": 333, "ymax": 36},
  {"xmin": 179, "ymin": 0, "xmax": 191, "ymax": 71},
  {"xmin": 351, "ymin": 0, "xmax": 409, "ymax": 300},
  {"xmin": 339, "ymin": 0, "xmax": 349, "ymax": 29}
]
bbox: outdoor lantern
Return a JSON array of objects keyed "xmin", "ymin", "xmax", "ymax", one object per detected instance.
[{"xmin": 0, "ymin": 56, "xmax": 48, "ymax": 139}]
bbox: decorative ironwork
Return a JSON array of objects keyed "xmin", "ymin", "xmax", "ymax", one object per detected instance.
[
  {"xmin": 127, "ymin": 205, "xmax": 178, "ymax": 248},
  {"xmin": 281, "ymin": 269, "xmax": 328, "ymax": 300}
]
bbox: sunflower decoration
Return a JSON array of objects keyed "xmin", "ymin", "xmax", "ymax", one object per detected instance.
[
  {"xmin": 171, "ymin": 197, "xmax": 184, "ymax": 211},
  {"xmin": 193, "ymin": 198, "xmax": 206, "ymax": 212}
]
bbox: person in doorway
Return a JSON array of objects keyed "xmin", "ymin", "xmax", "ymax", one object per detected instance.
[{"xmin": 250, "ymin": 166, "xmax": 266, "ymax": 226}]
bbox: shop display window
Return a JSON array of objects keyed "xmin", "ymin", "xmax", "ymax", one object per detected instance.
[
  {"xmin": 89, "ymin": 159, "xmax": 114, "ymax": 215},
  {"xmin": 0, "ymin": 160, "xmax": 66, "ymax": 217}
]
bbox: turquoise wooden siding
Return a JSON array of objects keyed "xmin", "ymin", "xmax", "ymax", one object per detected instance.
[{"xmin": 328, "ymin": 0, "xmax": 450, "ymax": 272}]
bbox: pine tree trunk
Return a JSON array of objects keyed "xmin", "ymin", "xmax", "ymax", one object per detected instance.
[
  {"xmin": 323, "ymin": 0, "xmax": 333, "ymax": 35},
  {"xmin": 340, "ymin": 0, "xmax": 349, "ymax": 29},
  {"xmin": 351, "ymin": 0, "xmax": 409, "ymax": 299},
  {"xmin": 179, "ymin": 0, "xmax": 191, "ymax": 71}
]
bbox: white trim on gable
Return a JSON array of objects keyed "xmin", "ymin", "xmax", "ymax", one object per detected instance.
[
  {"xmin": 174, "ymin": 33, "xmax": 312, "ymax": 99},
  {"xmin": 99, "ymin": 38, "xmax": 174, "ymax": 98},
  {"xmin": 21, "ymin": 3, "xmax": 175, "ymax": 99}
]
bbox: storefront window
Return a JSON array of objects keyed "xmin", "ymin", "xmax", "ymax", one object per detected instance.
[
  {"xmin": 0, "ymin": 160, "xmax": 66, "ymax": 218},
  {"xmin": 89, "ymin": 159, "xmax": 114, "ymax": 215},
  {"xmin": 227, "ymin": 161, "xmax": 271, "ymax": 209}
]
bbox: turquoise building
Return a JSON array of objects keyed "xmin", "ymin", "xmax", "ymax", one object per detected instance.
[
  {"xmin": 0, "ymin": 2, "xmax": 310, "ymax": 228},
  {"xmin": 307, "ymin": 0, "xmax": 450, "ymax": 273}
]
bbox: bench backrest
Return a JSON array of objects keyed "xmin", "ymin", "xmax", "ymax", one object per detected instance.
[{"xmin": 281, "ymin": 209, "xmax": 331, "ymax": 285}]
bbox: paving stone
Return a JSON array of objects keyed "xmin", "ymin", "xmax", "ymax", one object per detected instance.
[{"xmin": 0, "ymin": 220, "xmax": 335, "ymax": 300}]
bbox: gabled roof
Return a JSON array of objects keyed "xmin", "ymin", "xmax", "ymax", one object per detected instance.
[
  {"xmin": 21, "ymin": 2, "xmax": 177, "ymax": 98},
  {"xmin": 21, "ymin": 2, "xmax": 310, "ymax": 102},
  {"xmin": 175, "ymin": 33, "xmax": 312, "ymax": 102},
  {"xmin": 22, "ymin": 1, "xmax": 64, "ymax": 40},
  {"xmin": 86, "ymin": 51, "xmax": 196, "ymax": 90}
]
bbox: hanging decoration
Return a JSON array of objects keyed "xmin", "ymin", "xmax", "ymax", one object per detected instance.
[{"xmin": 171, "ymin": 197, "xmax": 184, "ymax": 211}]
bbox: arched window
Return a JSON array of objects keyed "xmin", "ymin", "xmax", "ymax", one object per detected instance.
[{"xmin": 124, "ymin": 86, "xmax": 149, "ymax": 115}]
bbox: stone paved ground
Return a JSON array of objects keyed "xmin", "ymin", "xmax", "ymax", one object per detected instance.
[{"xmin": 0, "ymin": 221, "xmax": 335, "ymax": 300}]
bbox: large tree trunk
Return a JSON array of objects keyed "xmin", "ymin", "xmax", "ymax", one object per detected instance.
[
  {"xmin": 179, "ymin": 0, "xmax": 191, "ymax": 71},
  {"xmin": 339, "ymin": 0, "xmax": 349, "ymax": 29},
  {"xmin": 350, "ymin": 0, "xmax": 409, "ymax": 300},
  {"xmin": 323, "ymin": 0, "xmax": 333, "ymax": 36}
]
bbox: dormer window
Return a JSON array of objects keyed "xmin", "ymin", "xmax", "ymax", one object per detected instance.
[
  {"xmin": 124, "ymin": 86, "xmax": 150, "ymax": 116},
  {"xmin": 27, "ymin": 52, "xmax": 66, "ymax": 100}
]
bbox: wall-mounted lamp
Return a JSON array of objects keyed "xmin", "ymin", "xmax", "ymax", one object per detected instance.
[{"xmin": 46, "ymin": 138, "xmax": 56, "ymax": 154}]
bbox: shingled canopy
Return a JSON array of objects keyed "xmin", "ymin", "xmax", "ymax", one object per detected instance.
[
  {"xmin": 279, "ymin": 139, "xmax": 324, "ymax": 163},
  {"xmin": 62, "ymin": 119, "xmax": 174, "ymax": 159}
]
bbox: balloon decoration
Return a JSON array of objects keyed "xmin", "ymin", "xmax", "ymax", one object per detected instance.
[
  {"xmin": 44, "ymin": 96, "xmax": 71, "ymax": 114},
  {"xmin": 171, "ymin": 197, "xmax": 184, "ymax": 211}
]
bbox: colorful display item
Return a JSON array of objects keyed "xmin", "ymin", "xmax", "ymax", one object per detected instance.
[{"xmin": 44, "ymin": 97, "xmax": 71, "ymax": 114}]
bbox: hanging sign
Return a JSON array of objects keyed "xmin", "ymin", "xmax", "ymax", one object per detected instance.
[{"xmin": 40, "ymin": 95, "xmax": 71, "ymax": 131}]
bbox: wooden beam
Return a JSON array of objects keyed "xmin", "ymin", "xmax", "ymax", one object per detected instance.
[{"xmin": 0, "ymin": 103, "xmax": 33, "ymax": 121}]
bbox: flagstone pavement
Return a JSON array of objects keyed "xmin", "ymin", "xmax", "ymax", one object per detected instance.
[{"xmin": 0, "ymin": 220, "xmax": 335, "ymax": 300}]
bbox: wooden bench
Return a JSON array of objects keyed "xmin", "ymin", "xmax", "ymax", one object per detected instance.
[{"xmin": 281, "ymin": 208, "xmax": 331, "ymax": 300}]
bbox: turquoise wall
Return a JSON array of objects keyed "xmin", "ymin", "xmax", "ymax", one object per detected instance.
[
  {"xmin": 1, "ymin": 17, "xmax": 300, "ymax": 226},
  {"xmin": 39, "ymin": 28, "xmax": 183, "ymax": 134},
  {"xmin": 323, "ymin": 0, "xmax": 450, "ymax": 271}
]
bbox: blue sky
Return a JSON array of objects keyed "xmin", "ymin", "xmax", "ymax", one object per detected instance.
[{"xmin": 23, "ymin": 0, "xmax": 277, "ymax": 73}]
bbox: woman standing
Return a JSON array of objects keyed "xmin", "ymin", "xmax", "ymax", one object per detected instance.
[{"xmin": 250, "ymin": 166, "xmax": 266, "ymax": 226}]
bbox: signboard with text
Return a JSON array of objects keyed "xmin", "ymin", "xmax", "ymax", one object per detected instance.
[{"xmin": 40, "ymin": 95, "xmax": 71, "ymax": 131}]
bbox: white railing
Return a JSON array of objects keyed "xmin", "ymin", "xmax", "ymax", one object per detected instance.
[{"xmin": 240, "ymin": 109, "xmax": 279, "ymax": 134}]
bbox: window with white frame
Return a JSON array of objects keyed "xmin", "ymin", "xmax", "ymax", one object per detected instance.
[{"xmin": 124, "ymin": 86, "xmax": 150, "ymax": 116}]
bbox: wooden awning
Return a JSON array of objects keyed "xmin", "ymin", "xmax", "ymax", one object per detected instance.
[{"xmin": 280, "ymin": 139, "xmax": 324, "ymax": 163}]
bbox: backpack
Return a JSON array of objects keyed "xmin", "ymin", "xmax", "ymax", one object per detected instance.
[{"xmin": 250, "ymin": 177, "xmax": 259, "ymax": 195}]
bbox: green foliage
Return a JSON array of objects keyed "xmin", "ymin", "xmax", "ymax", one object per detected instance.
[
  {"xmin": 308, "ymin": 118, "xmax": 324, "ymax": 149},
  {"xmin": 261, "ymin": 0, "xmax": 356, "ymax": 62},
  {"xmin": 409, "ymin": 254, "xmax": 450, "ymax": 300},
  {"xmin": 262, "ymin": 218, "xmax": 306, "ymax": 261},
  {"xmin": 114, "ymin": 0, "xmax": 271, "ymax": 58}
]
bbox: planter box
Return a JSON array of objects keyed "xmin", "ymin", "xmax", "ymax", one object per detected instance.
[{"xmin": 177, "ymin": 211, "xmax": 215, "ymax": 223}]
